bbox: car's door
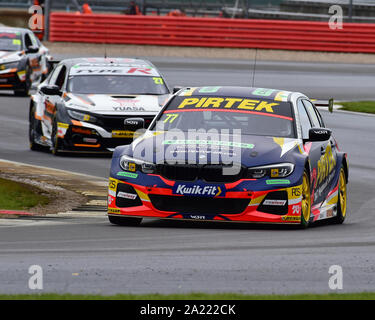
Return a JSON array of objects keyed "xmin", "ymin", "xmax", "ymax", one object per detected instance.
[
  {"xmin": 297, "ymin": 99, "xmax": 325, "ymax": 205},
  {"xmin": 300, "ymin": 99, "xmax": 337, "ymax": 205},
  {"xmin": 24, "ymin": 32, "xmax": 41, "ymax": 80},
  {"xmin": 40, "ymin": 64, "xmax": 66, "ymax": 138}
]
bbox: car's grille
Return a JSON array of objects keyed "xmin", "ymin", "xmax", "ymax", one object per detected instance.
[
  {"xmin": 149, "ymin": 195, "xmax": 250, "ymax": 215},
  {"xmin": 157, "ymin": 164, "xmax": 245, "ymax": 183},
  {"xmin": 101, "ymin": 138, "xmax": 134, "ymax": 148},
  {"xmin": 95, "ymin": 115, "xmax": 155, "ymax": 131}
]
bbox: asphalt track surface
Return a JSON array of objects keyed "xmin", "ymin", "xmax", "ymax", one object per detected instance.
[{"xmin": 0, "ymin": 57, "xmax": 374, "ymax": 295}]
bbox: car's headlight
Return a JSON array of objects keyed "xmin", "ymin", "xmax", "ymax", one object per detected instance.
[
  {"xmin": 120, "ymin": 155, "xmax": 156, "ymax": 174},
  {"xmin": 247, "ymin": 163, "xmax": 295, "ymax": 179},
  {"xmin": 67, "ymin": 110, "xmax": 97, "ymax": 123},
  {"xmin": 0, "ymin": 61, "xmax": 19, "ymax": 70}
]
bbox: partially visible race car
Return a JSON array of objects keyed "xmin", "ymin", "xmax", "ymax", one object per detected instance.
[
  {"xmin": 108, "ymin": 86, "xmax": 348, "ymax": 228},
  {"xmin": 29, "ymin": 57, "xmax": 171, "ymax": 154},
  {"xmin": 0, "ymin": 27, "xmax": 51, "ymax": 96}
]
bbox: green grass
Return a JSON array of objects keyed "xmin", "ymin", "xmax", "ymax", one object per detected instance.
[
  {"xmin": 339, "ymin": 101, "xmax": 375, "ymax": 114},
  {"xmin": 0, "ymin": 292, "xmax": 374, "ymax": 300},
  {"xmin": 0, "ymin": 178, "xmax": 49, "ymax": 210}
]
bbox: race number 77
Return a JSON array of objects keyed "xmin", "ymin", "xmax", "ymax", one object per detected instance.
[{"xmin": 163, "ymin": 113, "xmax": 179, "ymax": 123}]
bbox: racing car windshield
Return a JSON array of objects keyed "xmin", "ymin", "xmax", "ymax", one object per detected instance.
[
  {"xmin": 151, "ymin": 95, "xmax": 296, "ymax": 138},
  {"xmin": 67, "ymin": 75, "xmax": 169, "ymax": 95},
  {"xmin": 0, "ymin": 32, "xmax": 22, "ymax": 51}
]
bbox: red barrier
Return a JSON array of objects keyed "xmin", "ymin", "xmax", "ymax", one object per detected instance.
[{"xmin": 49, "ymin": 12, "xmax": 375, "ymax": 53}]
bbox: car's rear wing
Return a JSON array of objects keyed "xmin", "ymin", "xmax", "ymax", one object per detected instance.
[{"xmin": 311, "ymin": 98, "xmax": 334, "ymax": 113}]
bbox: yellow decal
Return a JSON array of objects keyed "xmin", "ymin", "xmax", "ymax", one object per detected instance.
[
  {"xmin": 135, "ymin": 189, "xmax": 150, "ymax": 201},
  {"xmin": 181, "ymin": 87, "xmax": 197, "ymax": 96},
  {"xmin": 274, "ymin": 91, "xmax": 290, "ymax": 102},
  {"xmin": 13, "ymin": 39, "xmax": 21, "ymax": 45},
  {"xmin": 317, "ymin": 144, "xmax": 336, "ymax": 185},
  {"xmin": 153, "ymin": 77, "xmax": 164, "ymax": 84},
  {"xmin": 128, "ymin": 162, "xmax": 136, "ymax": 172},
  {"xmin": 108, "ymin": 178, "xmax": 118, "ymax": 192},
  {"xmin": 271, "ymin": 169, "xmax": 279, "ymax": 178},
  {"xmin": 57, "ymin": 122, "xmax": 69, "ymax": 129},
  {"xmin": 112, "ymin": 130, "xmax": 135, "ymax": 138},
  {"xmin": 108, "ymin": 208, "xmax": 121, "ymax": 214},
  {"xmin": 282, "ymin": 216, "xmax": 301, "ymax": 222},
  {"xmin": 288, "ymin": 185, "xmax": 302, "ymax": 199},
  {"xmin": 163, "ymin": 113, "xmax": 179, "ymax": 123},
  {"xmin": 177, "ymin": 97, "xmax": 279, "ymax": 113}
]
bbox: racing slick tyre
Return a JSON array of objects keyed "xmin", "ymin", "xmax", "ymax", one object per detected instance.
[
  {"xmin": 51, "ymin": 117, "xmax": 62, "ymax": 156},
  {"xmin": 29, "ymin": 105, "xmax": 44, "ymax": 151},
  {"xmin": 332, "ymin": 167, "xmax": 347, "ymax": 224},
  {"xmin": 14, "ymin": 65, "xmax": 32, "ymax": 97},
  {"xmin": 108, "ymin": 215, "xmax": 142, "ymax": 226},
  {"xmin": 300, "ymin": 170, "xmax": 312, "ymax": 229}
]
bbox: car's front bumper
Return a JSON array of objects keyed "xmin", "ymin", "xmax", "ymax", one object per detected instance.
[
  {"xmin": 0, "ymin": 68, "xmax": 26, "ymax": 90},
  {"xmin": 107, "ymin": 174, "xmax": 304, "ymax": 224}
]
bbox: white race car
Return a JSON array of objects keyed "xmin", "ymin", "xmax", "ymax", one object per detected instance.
[
  {"xmin": 29, "ymin": 57, "xmax": 171, "ymax": 154},
  {"xmin": 0, "ymin": 27, "xmax": 51, "ymax": 96}
]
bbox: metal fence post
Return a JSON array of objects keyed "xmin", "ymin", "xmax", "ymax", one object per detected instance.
[{"xmin": 44, "ymin": 0, "xmax": 51, "ymax": 41}]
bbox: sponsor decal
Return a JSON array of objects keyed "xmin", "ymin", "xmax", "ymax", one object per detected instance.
[
  {"xmin": 281, "ymin": 216, "xmax": 301, "ymax": 222},
  {"xmin": 199, "ymin": 86, "xmax": 221, "ymax": 93},
  {"xmin": 113, "ymin": 106, "xmax": 145, "ymax": 111},
  {"xmin": 271, "ymin": 168, "xmax": 279, "ymax": 178},
  {"xmin": 176, "ymin": 97, "xmax": 279, "ymax": 113},
  {"xmin": 173, "ymin": 183, "xmax": 225, "ymax": 197},
  {"xmin": 274, "ymin": 91, "xmax": 291, "ymax": 102},
  {"xmin": 291, "ymin": 186, "xmax": 301, "ymax": 198},
  {"xmin": 263, "ymin": 199, "xmax": 287, "ymax": 206},
  {"xmin": 162, "ymin": 139, "xmax": 254, "ymax": 149},
  {"xmin": 292, "ymin": 204, "xmax": 301, "ymax": 214},
  {"xmin": 266, "ymin": 179, "xmax": 291, "ymax": 185},
  {"xmin": 57, "ymin": 122, "xmax": 69, "ymax": 138},
  {"xmin": 17, "ymin": 70, "xmax": 26, "ymax": 81},
  {"xmin": 317, "ymin": 144, "xmax": 336, "ymax": 185},
  {"xmin": 108, "ymin": 178, "xmax": 118, "ymax": 191},
  {"xmin": 188, "ymin": 215, "xmax": 206, "ymax": 220},
  {"xmin": 153, "ymin": 77, "xmax": 164, "ymax": 84},
  {"xmin": 112, "ymin": 130, "xmax": 134, "ymax": 138},
  {"xmin": 117, "ymin": 171, "xmax": 138, "ymax": 178},
  {"xmin": 117, "ymin": 191, "xmax": 137, "ymax": 200},
  {"xmin": 252, "ymin": 88, "xmax": 275, "ymax": 96},
  {"xmin": 108, "ymin": 208, "xmax": 121, "ymax": 214}
]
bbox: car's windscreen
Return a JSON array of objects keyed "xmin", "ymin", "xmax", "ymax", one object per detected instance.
[
  {"xmin": 67, "ymin": 75, "xmax": 169, "ymax": 95},
  {"xmin": 151, "ymin": 95, "xmax": 296, "ymax": 138},
  {"xmin": 0, "ymin": 32, "xmax": 22, "ymax": 51}
]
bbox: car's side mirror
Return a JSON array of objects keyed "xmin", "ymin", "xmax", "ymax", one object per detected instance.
[
  {"xmin": 124, "ymin": 118, "xmax": 145, "ymax": 131},
  {"xmin": 308, "ymin": 128, "xmax": 332, "ymax": 142},
  {"xmin": 40, "ymin": 85, "xmax": 62, "ymax": 96},
  {"xmin": 26, "ymin": 46, "xmax": 39, "ymax": 54}
]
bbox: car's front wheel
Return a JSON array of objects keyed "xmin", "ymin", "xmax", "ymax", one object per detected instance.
[
  {"xmin": 14, "ymin": 65, "xmax": 32, "ymax": 97},
  {"xmin": 51, "ymin": 117, "xmax": 62, "ymax": 156},
  {"xmin": 300, "ymin": 170, "xmax": 311, "ymax": 228},
  {"xmin": 108, "ymin": 215, "xmax": 142, "ymax": 226},
  {"xmin": 29, "ymin": 105, "xmax": 44, "ymax": 151}
]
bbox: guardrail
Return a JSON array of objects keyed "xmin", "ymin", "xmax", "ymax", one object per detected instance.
[{"xmin": 49, "ymin": 12, "xmax": 375, "ymax": 53}]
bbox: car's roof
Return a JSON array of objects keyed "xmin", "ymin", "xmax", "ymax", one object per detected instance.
[
  {"xmin": 61, "ymin": 57, "xmax": 154, "ymax": 68},
  {"xmin": 61, "ymin": 57, "xmax": 162, "ymax": 77},
  {"xmin": 0, "ymin": 26, "xmax": 29, "ymax": 35},
  {"xmin": 178, "ymin": 86, "xmax": 296, "ymax": 102}
]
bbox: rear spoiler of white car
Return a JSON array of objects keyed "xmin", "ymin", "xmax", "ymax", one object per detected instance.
[{"xmin": 311, "ymin": 98, "xmax": 334, "ymax": 113}]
